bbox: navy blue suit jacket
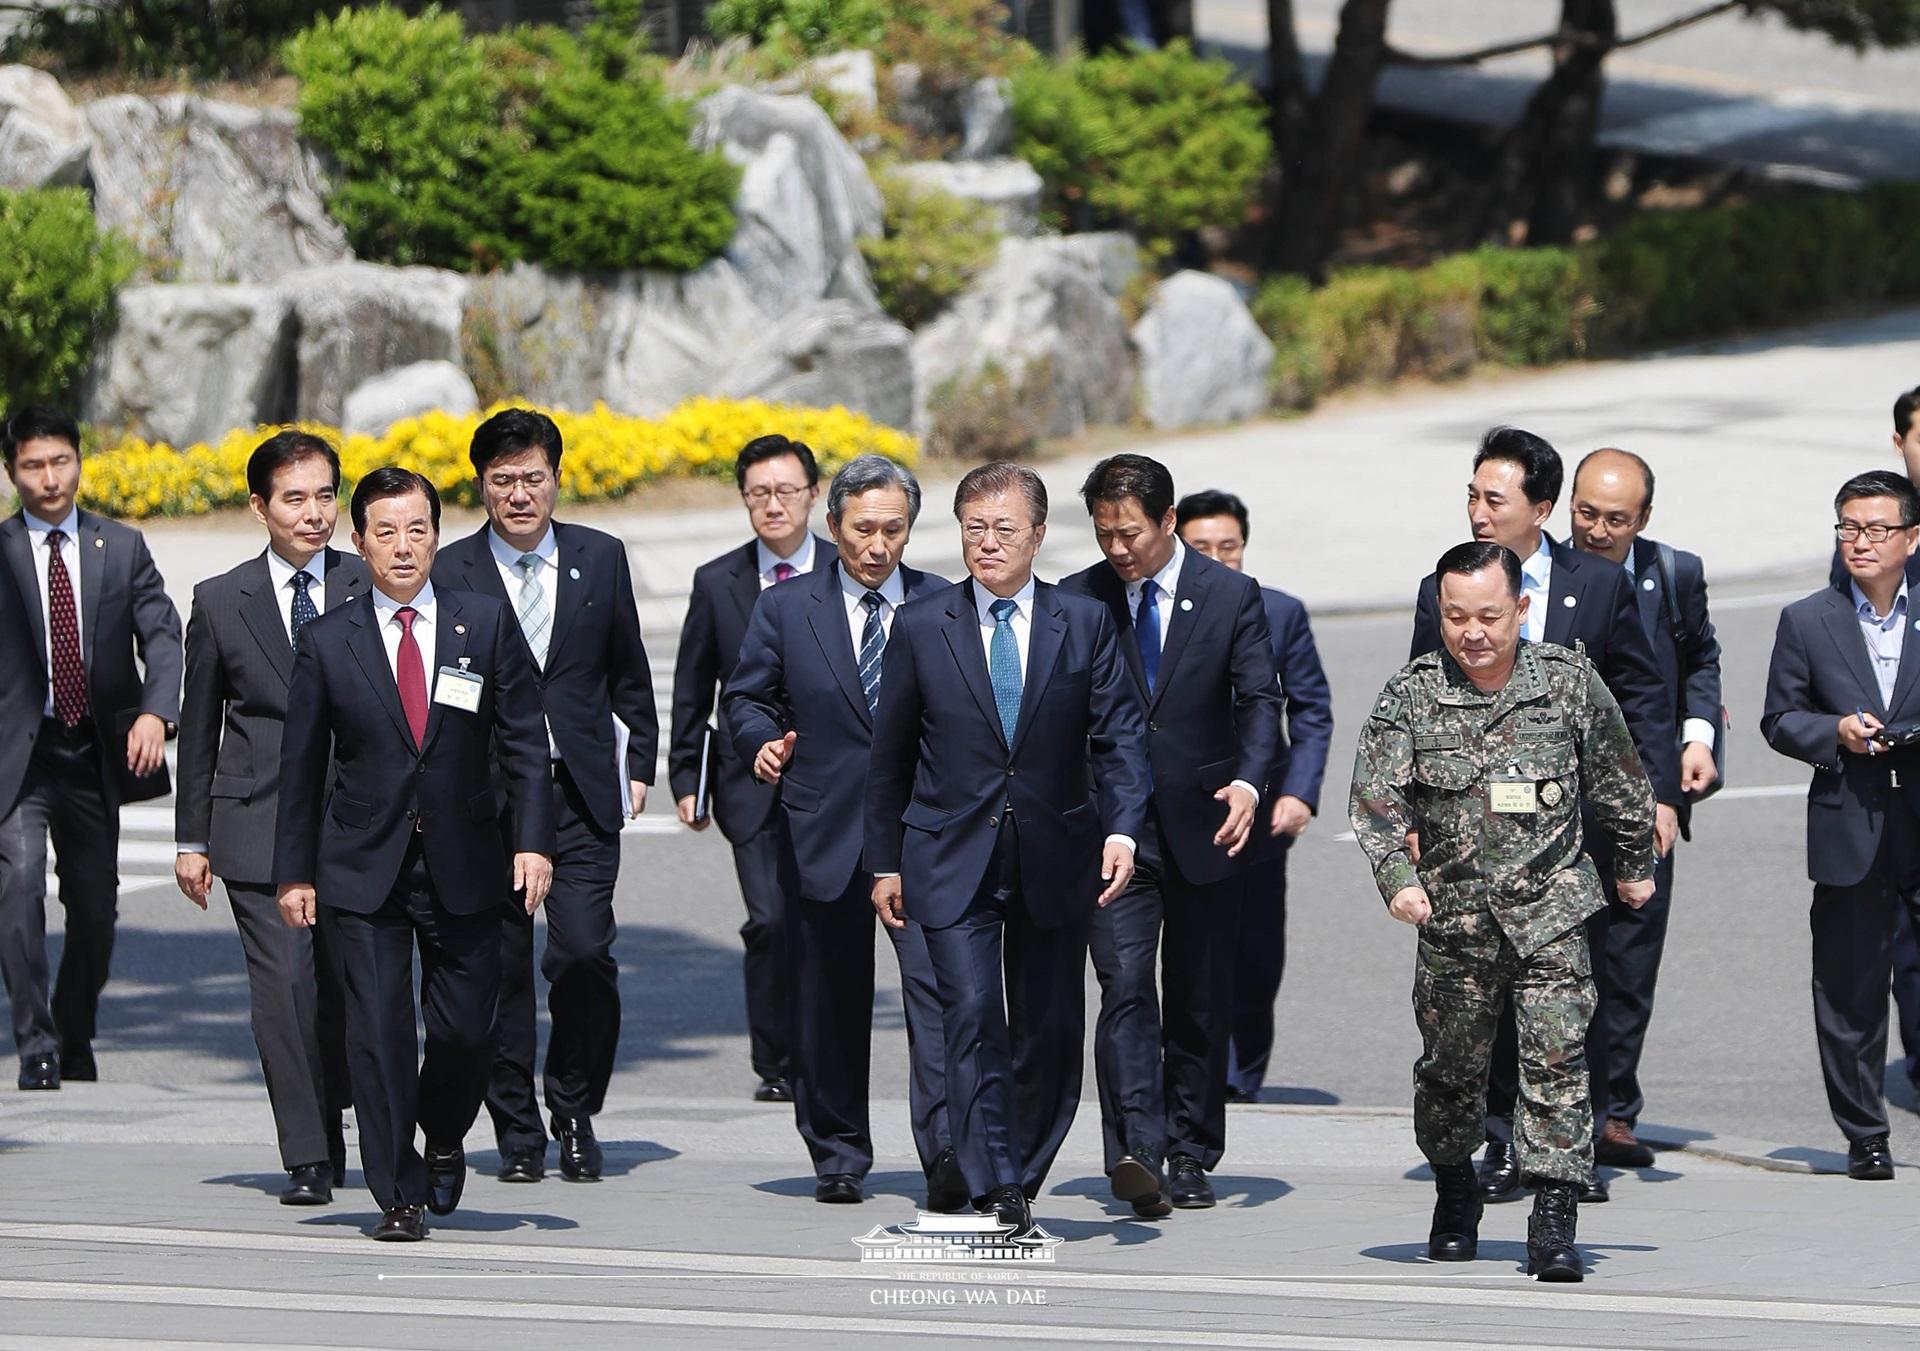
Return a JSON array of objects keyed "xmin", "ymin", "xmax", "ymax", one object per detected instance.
[
  {"xmin": 436, "ymin": 522, "xmax": 659, "ymax": 837},
  {"xmin": 273, "ymin": 587, "xmax": 556, "ymax": 914},
  {"xmin": 1411, "ymin": 534, "xmax": 1680, "ymax": 805},
  {"xmin": 864, "ymin": 578, "xmax": 1151, "ymax": 930},
  {"xmin": 724, "ymin": 559, "xmax": 949, "ymax": 902},
  {"xmin": 1248, "ymin": 585, "xmax": 1333, "ymax": 864},
  {"xmin": 1628, "ymin": 536, "xmax": 1723, "ymax": 834},
  {"xmin": 1058, "ymin": 549, "xmax": 1282, "ymax": 886},
  {"xmin": 1762, "ymin": 581, "xmax": 1920, "ymax": 888}
]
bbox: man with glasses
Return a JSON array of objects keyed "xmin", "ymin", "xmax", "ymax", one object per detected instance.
[
  {"xmin": 671, "ymin": 435, "xmax": 831, "ymax": 1101},
  {"xmin": 1763, "ymin": 469, "xmax": 1920, "ymax": 1182},
  {"xmin": 437, "ymin": 409, "xmax": 657, "ymax": 1184}
]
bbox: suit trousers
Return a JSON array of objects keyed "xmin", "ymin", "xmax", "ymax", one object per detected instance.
[
  {"xmin": 1809, "ymin": 790, "xmax": 1920, "ymax": 1141},
  {"xmin": 1089, "ymin": 814, "xmax": 1238, "ymax": 1172},
  {"xmin": 226, "ymin": 881, "xmax": 351, "ymax": 1168},
  {"xmin": 1889, "ymin": 900, "xmax": 1920, "ymax": 1085},
  {"xmin": 730, "ymin": 819, "xmax": 792, "ymax": 1085},
  {"xmin": 1226, "ymin": 839, "xmax": 1292, "ymax": 1100},
  {"xmin": 921, "ymin": 813, "xmax": 1092, "ymax": 1202},
  {"xmin": 787, "ymin": 866, "xmax": 952, "ymax": 1178},
  {"xmin": 331, "ymin": 839, "xmax": 500, "ymax": 1211},
  {"xmin": 0, "ymin": 719, "xmax": 119, "ymax": 1059},
  {"xmin": 487, "ymin": 761, "xmax": 622, "ymax": 1150},
  {"xmin": 1601, "ymin": 849, "xmax": 1676, "ymax": 1126}
]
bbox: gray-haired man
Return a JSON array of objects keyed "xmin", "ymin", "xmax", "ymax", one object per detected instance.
[{"xmin": 724, "ymin": 455, "xmax": 961, "ymax": 1208}]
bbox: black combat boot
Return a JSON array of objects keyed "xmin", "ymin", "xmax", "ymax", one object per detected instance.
[
  {"xmin": 1428, "ymin": 1161, "xmax": 1483, "ymax": 1262},
  {"xmin": 1526, "ymin": 1180, "xmax": 1583, "ymax": 1282}
]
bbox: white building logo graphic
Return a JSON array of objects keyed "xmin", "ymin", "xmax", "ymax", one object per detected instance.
[{"xmin": 853, "ymin": 1212, "xmax": 1064, "ymax": 1264}]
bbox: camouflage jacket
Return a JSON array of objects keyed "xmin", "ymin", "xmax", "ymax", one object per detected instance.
[{"xmin": 1348, "ymin": 641, "xmax": 1657, "ymax": 956}]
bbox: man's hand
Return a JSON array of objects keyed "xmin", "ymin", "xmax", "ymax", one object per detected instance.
[
  {"xmin": 175, "ymin": 851, "xmax": 213, "ymax": 909},
  {"xmin": 1213, "ymin": 783, "xmax": 1256, "ymax": 856},
  {"xmin": 514, "ymin": 853, "xmax": 553, "ymax": 915},
  {"xmin": 1388, "ymin": 886, "xmax": 1431, "ymax": 926},
  {"xmin": 1654, "ymin": 803, "xmax": 1679, "ymax": 858},
  {"xmin": 676, "ymin": 794, "xmax": 710, "ymax": 831},
  {"xmin": 126, "ymin": 712, "xmax": 166, "ymax": 776},
  {"xmin": 872, "ymin": 875, "xmax": 906, "ymax": 930},
  {"xmin": 1097, "ymin": 841, "xmax": 1135, "ymax": 906},
  {"xmin": 629, "ymin": 780, "xmax": 649, "ymax": 817},
  {"xmin": 1404, "ymin": 829, "xmax": 1422, "ymax": 865},
  {"xmin": 754, "ymin": 731, "xmax": 798, "ymax": 785},
  {"xmin": 1680, "ymin": 742, "xmax": 1718, "ymax": 795},
  {"xmin": 1617, "ymin": 877, "xmax": 1656, "ymax": 910},
  {"xmin": 1270, "ymin": 795, "xmax": 1312, "ymax": 839},
  {"xmin": 1840, "ymin": 711, "xmax": 1884, "ymax": 755},
  {"xmin": 277, "ymin": 883, "xmax": 316, "ymax": 928}
]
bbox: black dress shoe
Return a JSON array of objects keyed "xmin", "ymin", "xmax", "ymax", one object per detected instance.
[
  {"xmin": 551, "ymin": 1115, "xmax": 603, "ymax": 1182},
  {"xmin": 925, "ymin": 1148, "xmax": 968, "ymax": 1213},
  {"xmin": 816, "ymin": 1173, "xmax": 863, "ymax": 1203},
  {"xmin": 1848, "ymin": 1133, "xmax": 1895, "ymax": 1181},
  {"xmin": 1476, "ymin": 1140, "xmax": 1522, "ymax": 1201},
  {"xmin": 16, "ymin": 1055, "xmax": 58, "ymax": 1091},
  {"xmin": 58, "ymin": 1044, "xmax": 96, "ymax": 1082},
  {"xmin": 982, "ymin": 1184, "xmax": 1031, "ymax": 1235},
  {"xmin": 1578, "ymin": 1170, "xmax": 1610, "ymax": 1204},
  {"xmin": 281, "ymin": 1163, "xmax": 333, "ymax": 1206},
  {"xmin": 371, "ymin": 1205, "xmax": 426, "ymax": 1241},
  {"xmin": 498, "ymin": 1144, "xmax": 546, "ymax": 1183},
  {"xmin": 1168, "ymin": 1155, "xmax": 1215, "ymax": 1209},
  {"xmin": 753, "ymin": 1078, "xmax": 793, "ymax": 1103},
  {"xmin": 1110, "ymin": 1148, "xmax": 1170, "ymax": 1216},
  {"xmin": 424, "ymin": 1143, "xmax": 466, "ymax": 1216}
]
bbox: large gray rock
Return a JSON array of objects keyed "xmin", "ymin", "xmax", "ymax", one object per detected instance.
[
  {"xmin": 83, "ymin": 284, "xmax": 292, "ymax": 446},
  {"xmin": 85, "ymin": 93, "xmax": 350, "ymax": 284},
  {"xmin": 1046, "ymin": 232, "xmax": 1144, "ymax": 301},
  {"xmin": 957, "ymin": 77, "xmax": 1014, "ymax": 161},
  {"xmin": 277, "ymin": 263, "xmax": 468, "ymax": 425},
  {"xmin": 769, "ymin": 50, "xmax": 879, "ymax": 118},
  {"xmin": 913, "ymin": 237, "xmax": 1135, "ymax": 439},
  {"xmin": 342, "ymin": 360, "xmax": 479, "ymax": 439},
  {"xmin": 887, "ymin": 159, "xmax": 1042, "ymax": 238},
  {"xmin": 714, "ymin": 300, "xmax": 913, "ymax": 429},
  {"xmin": 1132, "ymin": 271, "xmax": 1274, "ymax": 430},
  {"xmin": 0, "ymin": 65, "xmax": 90, "ymax": 188}
]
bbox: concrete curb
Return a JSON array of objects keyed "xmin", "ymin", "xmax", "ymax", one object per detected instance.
[{"xmin": 1633, "ymin": 1122, "xmax": 1914, "ymax": 1176}]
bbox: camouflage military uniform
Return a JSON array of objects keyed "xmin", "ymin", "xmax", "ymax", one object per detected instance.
[{"xmin": 1348, "ymin": 641, "xmax": 1656, "ymax": 1184}]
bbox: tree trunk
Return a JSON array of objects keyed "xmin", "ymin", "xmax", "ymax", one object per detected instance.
[
  {"xmin": 1266, "ymin": 0, "xmax": 1310, "ymax": 159},
  {"xmin": 1485, "ymin": 0, "xmax": 1617, "ymax": 246},
  {"xmin": 1270, "ymin": 0, "xmax": 1394, "ymax": 280}
]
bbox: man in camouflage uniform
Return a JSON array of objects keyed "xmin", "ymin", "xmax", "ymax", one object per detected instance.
[{"xmin": 1350, "ymin": 541, "xmax": 1656, "ymax": 1282}]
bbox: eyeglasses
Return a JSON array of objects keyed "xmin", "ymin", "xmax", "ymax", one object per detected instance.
[
  {"xmin": 486, "ymin": 470, "xmax": 552, "ymax": 492},
  {"xmin": 743, "ymin": 484, "xmax": 811, "ymax": 506},
  {"xmin": 1834, "ymin": 522, "xmax": 1914, "ymax": 543},
  {"xmin": 961, "ymin": 523, "xmax": 1032, "ymax": 546}
]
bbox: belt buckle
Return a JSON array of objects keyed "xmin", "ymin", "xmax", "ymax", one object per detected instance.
[{"xmin": 1893, "ymin": 768, "xmax": 1903, "ymax": 789}]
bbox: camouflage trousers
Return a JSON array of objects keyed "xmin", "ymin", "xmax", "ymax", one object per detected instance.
[{"xmin": 1411, "ymin": 914, "xmax": 1596, "ymax": 1185}]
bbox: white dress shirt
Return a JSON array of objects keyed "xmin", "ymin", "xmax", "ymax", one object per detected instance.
[
  {"xmin": 488, "ymin": 525, "xmax": 558, "ymax": 668},
  {"xmin": 372, "ymin": 582, "xmax": 438, "ymax": 691},
  {"xmin": 1623, "ymin": 548, "xmax": 1717, "ymax": 749},
  {"xmin": 757, "ymin": 533, "xmax": 816, "ymax": 590},
  {"xmin": 1852, "ymin": 578, "xmax": 1910, "ymax": 710},
  {"xmin": 265, "ymin": 548, "xmax": 327, "ymax": 642},
  {"xmin": 840, "ymin": 562, "xmax": 905, "ymax": 659},
  {"xmin": 23, "ymin": 508, "xmax": 84, "ymax": 719},
  {"xmin": 1519, "ymin": 533, "xmax": 1553, "ymax": 646}
]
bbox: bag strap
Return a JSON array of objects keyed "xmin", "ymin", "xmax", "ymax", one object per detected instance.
[{"xmin": 1654, "ymin": 541, "xmax": 1689, "ymax": 656}]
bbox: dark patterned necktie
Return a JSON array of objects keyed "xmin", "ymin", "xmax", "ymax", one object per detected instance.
[
  {"xmin": 45, "ymin": 529, "xmax": 88, "ymax": 727},
  {"xmin": 858, "ymin": 591, "xmax": 885, "ymax": 715},
  {"xmin": 773, "ymin": 562, "xmax": 797, "ymax": 584},
  {"xmin": 290, "ymin": 570, "xmax": 318, "ymax": 648}
]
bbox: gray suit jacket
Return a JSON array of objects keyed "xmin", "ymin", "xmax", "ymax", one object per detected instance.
[{"xmin": 175, "ymin": 548, "xmax": 369, "ymax": 884}]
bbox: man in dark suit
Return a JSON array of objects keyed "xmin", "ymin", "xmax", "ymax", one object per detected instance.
[
  {"xmin": 670, "ymin": 435, "xmax": 832, "ymax": 1102},
  {"xmin": 1566, "ymin": 449, "xmax": 1723, "ymax": 1169},
  {"xmin": 275, "ymin": 468, "xmax": 554, "ymax": 1241},
  {"xmin": 1409, "ymin": 426, "xmax": 1679, "ymax": 1204},
  {"xmin": 1, "ymin": 406, "xmax": 181, "ymax": 1090},
  {"xmin": 437, "ymin": 410, "xmax": 657, "ymax": 1186},
  {"xmin": 175, "ymin": 431, "xmax": 363, "ymax": 1204},
  {"xmin": 1763, "ymin": 469, "xmax": 1920, "ymax": 1182},
  {"xmin": 1173, "ymin": 490, "xmax": 1334, "ymax": 1106},
  {"xmin": 866, "ymin": 461, "xmax": 1151, "ymax": 1234},
  {"xmin": 1059, "ymin": 457, "xmax": 1281, "ymax": 1216},
  {"xmin": 724, "ymin": 454, "xmax": 961, "ymax": 1209}
]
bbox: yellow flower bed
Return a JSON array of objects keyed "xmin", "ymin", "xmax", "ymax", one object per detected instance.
[{"xmin": 78, "ymin": 399, "xmax": 918, "ymax": 520}]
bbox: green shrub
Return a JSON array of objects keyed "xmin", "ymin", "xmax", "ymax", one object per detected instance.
[
  {"xmin": 1450, "ymin": 246, "xmax": 1591, "ymax": 366},
  {"xmin": 284, "ymin": 5, "xmax": 737, "ymax": 274},
  {"xmin": 0, "ymin": 188, "xmax": 137, "ymax": 411},
  {"xmin": 877, "ymin": 0, "xmax": 1032, "ymax": 91},
  {"xmin": 1011, "ymin": 40, "xmax": 1269, "ymax": 256},
  {"xmin": 706, "ymin": 0, "xmax": 887, "ymax": 62},
  {"xmin": 923, "ymin": 359, "xmax": 1056, "ymax": 460},
  {"xmin": 859, "ymin": 176, "xmax": 1002, "ymax": 329}
]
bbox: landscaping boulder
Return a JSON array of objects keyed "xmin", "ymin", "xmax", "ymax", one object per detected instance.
[
  {"xmin": 342, "ymin": 360, "xmax": 479, "ymax": 439},
  {"xmin": 714, "ymin": 300, "xmax": 914, "ymax": 430},
  {"xmin": 277, "ymin": 262, "xmax": 467, "ymax": 426},
  {"xmin": 887, "ymin": 158, "xmax": 1042, "ymax": 237},
  {"xmin": 0, "ymin": 65, "xmax": 90, "ymax": 188},
  {"xmin": 1132, "ymin": 271, "xmax": 1274, "ymax": 430},
  {"xmin": 957, "ymin": 77, "xmax": 1014, "ymax": 161}
]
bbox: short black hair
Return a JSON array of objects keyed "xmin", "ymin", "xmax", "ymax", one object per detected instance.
[
  {"xmin": 954, "ymin": 461, "xmax": 1048, "ymax": 527},
  {"xmin": 1081, "ymin": 453, "xmax": 1174, "ymax": 522},
  {"xmin": 1835, "ymin": 469, "xmax": 1920, "ymax": 528},
  {"xmin": 1175, "ymin": 489, "xmax": 1250, "ymax": 543},
  {"xmin": 735, "ymin": 434, "xmax": 819, "ymax": 491},
  {"xmin": 247, "ymin": 430, "xmax": 341, "ymax": 502},
  {"xmin": 1574, "ymin": 447, "xmax": 1655, "ymax": 514},
  {"xmin": 1436, "ymin": 540, "xmax": 1523, "ymax": 599},
  {"xmin": 1474, "ymin": 426, "xmax": 1563, "ymax": 507},
  {"xmin": 350, "ymin": 466, "xmax": 441, "ymax": 534},
  {"xmin": 1895, "ymin": 385, "xmax": 1920, "ymax": 440},
  {"xmin": 3, "ymin": 405, "xmax": 81, "ymax": 466},
  {"xmin": 470, "ymin": 408, "xmax": 563, "ymax": 475}
]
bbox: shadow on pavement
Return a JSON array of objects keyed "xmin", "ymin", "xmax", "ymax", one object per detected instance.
[
  {"xmin": 1362, "ymin": 1239, "xmax": 1655, "ymax": 1269},
  {"xmin": 1037, "ymin": 1216, "xmax": 1166, "ymax": 1246},
  {"xmin": 296, "ymin": 1209, "xmax": 582, "ymax": 1233},
  {"xmin": 1237, "ymin": 1086, "xmax": 1340, "ymax": 1107},
  {"xmin": 1765, "ymin": 1145, "xmax": 1847, "ymax": 1174},
  {"xmin": 468, "ymin": 1142, "xmax": 680, "ymax": 1180}
]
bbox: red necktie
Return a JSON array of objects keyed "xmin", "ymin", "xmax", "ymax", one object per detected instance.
[
  {"xmin": 395, "ymin": 606, "xmax": 427, "ymax": 748},
  {"xmin": 45, "ymin": 529, "xmax": 88, "ymax": 728},
  {"xmin": 772, "ymin": 562, "xmax": 797, "ymax": 583}
]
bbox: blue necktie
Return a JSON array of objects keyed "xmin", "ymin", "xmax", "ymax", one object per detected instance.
[
  {"xmin": 989, "ymin": 597, "xmax": 1022, "ymax": 745},
  {"xmin": 290, "ymin": 570, "xmax": 318, "ymax": 648},
  {"xmin": 858, "ymin": 591, "xmax": 885, "ymax": 715},
  {"xmin": 1135, "ymin": 579, "xmax": 1161, "ymax": 694}
]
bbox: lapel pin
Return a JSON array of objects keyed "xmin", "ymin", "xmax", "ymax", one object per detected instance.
[
  {"xmin": 570, "ymin": 567, "xmax": 581, "ymax": 580},
  {"xmin": 454, "ymin": 623, "xmax": 467, "ymax": 636},
  {"xmin": 93, "ymin": 537, "xmax": 104, "ymax": 548},
  {"xmin": 1180, "ymin": 598, "xmax": 1193, "ymax": 611},
  {"xmin": 1641, "ymin": 577, "xmax": 1655, "ymax": 591},
  {"xmin": 1562, "ymin": 595, "xmax": 1577, "ymax": 607}
]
